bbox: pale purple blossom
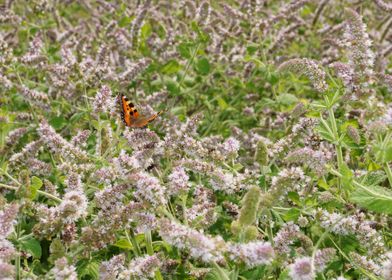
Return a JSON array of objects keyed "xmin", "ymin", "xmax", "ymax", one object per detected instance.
[
  {"xmin": 0, "ymin": 203, "xmax": 19, "ymax": 238},
  {"xmin": 50, "ymin": 257, "xmax": 78, "ymax": 280},
  {"xmin": 131, "ymin": 172, "xmax": 167, "ymax": 207},
  {"xmin": 228, "ymin": 241, "xmax": 275, "ymax": 267},
  {"xmin": 168, "ymin": 166, "xmax": 189, "ymax": 195},
  {"xmin": 99, "ymin": 255, "xmax": 125, "ymax": 280},
  {"xmin": 93, "ymin": 85, "xmax": 112, "ymax": 113},
  {"xmin": 59, "ymin": 191, "xmax": 88, "ymax": 223},
  {"xmin": 273, "ymin": 222, "xmax": 300, "ymax": 254},
  {"xmin": 119, "ymin": 254, "xmax": 160, "ymax": 280},
  {"xmin": 289, "ymin": 257, "xmax": 315, "ymax": 280},
  {"xmin": 159, "ymin": 219, "xmax": 226, "ymax": 263}
]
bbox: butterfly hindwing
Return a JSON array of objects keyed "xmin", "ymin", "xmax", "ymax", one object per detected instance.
[{"xmin": 119, "ymin": 94, "xmax": 162, "ymax": 128}]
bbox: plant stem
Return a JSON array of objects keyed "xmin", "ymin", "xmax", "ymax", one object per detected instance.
[
  {"xmin": 125, "ymin": 228, "xmax": 141, "ymax": 257},
  {"xmin": 0, "ymin": 183, "xmax": 62, "ymax": 203},
  {"xmin": 327, "ymin": 104, "xmax": 343, "ymax": 170},
  {"xmin": 384, "ymin": 163, "xmax": 392, "ymax": 188},
  {"xmin": 212, "ymin": 261, "xmax": 230, "ymax": 280},
  {"xmin": 145, "ymin": 230, "xmax": 154, "ymax": 255},
  {"xmin": 145, "ymin": 230, "xmax": 164, "ymax": 280}
]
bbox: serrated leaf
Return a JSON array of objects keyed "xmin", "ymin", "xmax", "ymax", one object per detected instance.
[
  {"xmin": 161, "ymin": 60, "xmax": 181, "ymax": 75},
  {"xmin": 114, "ymin": 239, "xmax": 133, "ymax": 250},
  {"xmin": 77, "ymin": 259, "xmax": 99, "ymax": 279},
  {"xmin": 350, "ymin": 184, "xmax": 392, "ymax": 214},
  {"xmin": 340, "ymin": 163, "xmax": 353, "ymax": 190},
  {"xmin": 196, "ymin": 57, "xmax": 210, "ymax": 75},
  {"xmin": 317, "ymin": 179, "xmax": 330, "ymax": 190},
  {"xmin": 384, "ymin": 145, "xmax": 392, "ymax": 162},
  {"xmin": 30, "ymin": 176, "xmax": 43, "ymax": 200},
  {"xmin": 283, "ymin": 208, "xmax": 300, "ymax": 222},
  {"xmin": 140, "ymin": 22, "xmax": 152, "ymax": 38},
  {"xmin": 48, "ymin": 239, "xmax": 65, "ymax": 264},
  {"xmin": 233, "ymin": 163, "xmax": 243, "ymax": 171},
  {"xmin": 19, "ymin": 238, "xmax": 42, "ymax": 258},
  {"xmin": 49, "ymin": 116, "xmax": 67, "ymax": 130},
  {"xmin": 287, "ymin": 192, "xmax": 301, "ymax": 205},
  {"xmin": 277, "ymin": 93, "xmax": 298, "ymax": 106},
  {"xmin": 217, "ymin": 97, "xmax": 228, "ymax": 110},
  {"xmin": 362, "ymin": 171, "xmax": 386, "ymax": 186}
]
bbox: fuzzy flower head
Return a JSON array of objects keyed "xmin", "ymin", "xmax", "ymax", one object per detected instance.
[
  {"xmin": 229, "ymin": 241, "xmax": 275, "ymax": 268},
  {"xmin": 59, "ymin": 191, "xmax": 88, "ymax": 223},
  {"xmin": 93, "ymin": 85, "xmax": 112, "ymax": 114},
  {"xmin": 0, "ymin": 203, "xmax": 19, "ymax": 239},
  {"xmin": 120, "ymin": 254, "xmax": 161, "ymax": 280},
  {"xmin": 343, "ymin": 8, "xmax": 374, "ymax": 97},
  {"xmin": 51, "ymin": 257, "xmax": 77, "ymax": 280},
  {"xmin": 168, "ymin": 166, "xmax": 189, "ymax": 195},
  {"xmin": 131, "ymin": 172, "xmax": 167, "ymax": 207},
  {"xmin": 221, "ymin": 137, "xmax": 240, "ymax": 159},
  {"xmin": 279, "ymin": 58, "xmax": 328, "ymax": 92},
  {"xmin": 289, "ymin": 257, "xmax": 315, "ymax": 280},
  {"xmin": 99, "ymin": 255, "xmax": 125, "ymax": 280},
  {"xmin": 159, "ymin": 219, "xmax": 226, "ymax": 263}
]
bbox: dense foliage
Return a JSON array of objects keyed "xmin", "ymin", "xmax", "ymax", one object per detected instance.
[{"xmin": 1, "ymin": 0, "xmax": 392, "ymax": 279}]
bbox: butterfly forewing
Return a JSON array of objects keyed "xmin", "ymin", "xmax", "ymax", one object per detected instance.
[{"xmin": 119, "ymin": 94, "xmax": 162, "ymax": 128}]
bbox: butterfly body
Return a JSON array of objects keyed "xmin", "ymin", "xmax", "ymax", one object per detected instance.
[{"xmin": 119, "ymin": 95, "xmax": 163, "ymax": 128}]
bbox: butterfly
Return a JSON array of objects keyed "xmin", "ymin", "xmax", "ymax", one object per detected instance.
[{"xmin": 119, "ymin": 94, "xmax": 163, "ymax": 128}]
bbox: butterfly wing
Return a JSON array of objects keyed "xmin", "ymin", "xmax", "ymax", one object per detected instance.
[
  {"xmin": 119, "ymin": 95, "xmax": 140, "ymax": 127},
  {"xmin": 119, "ymin": 94, "xmax": 162, "ymax": 128},
  {"xmin": 132, "ymin": 110, "xmax": 163, "ymax": 128}
]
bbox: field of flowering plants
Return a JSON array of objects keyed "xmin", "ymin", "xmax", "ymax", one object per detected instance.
[{"xmin": 2, "ymin": 0, "xmax": 392, "ymax": 279}]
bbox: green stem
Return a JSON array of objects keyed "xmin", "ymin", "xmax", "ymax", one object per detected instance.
[
  {"xmin": 384, "ymin": 163, "xmax": 392, "ymax": 188},
  {"xmin": 178, "ymin": 42, "xmax": 201, "ymax": 87},
  {"xmin": 327, "ymin": 104, "xmax": 344, "ymax": 170},
  {"xmin": 180, "ymin": 195, "xmax": 188, "ymax": 226},
  {"xmin": 125, "ymin": 228, "xmax": 141, "ymax": 257},
  {"xmin": 212, "ymin": 261, "xmax": 230, "ymax": 280},
  {"xmin": 145, "ymin": 230, "xmax": 164, "ymax": 280},
  {"xmin": 145, "ymin": 230, "xmax": 154, "ymax": 255},
  {"xmin": 0, "ymin": 183, "xmax": 62, "ymax": 203}
]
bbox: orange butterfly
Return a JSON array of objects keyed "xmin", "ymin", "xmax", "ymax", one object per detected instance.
[{"xmin": 119, "ymin": 95, "xmax": 163, "ymax": 128}]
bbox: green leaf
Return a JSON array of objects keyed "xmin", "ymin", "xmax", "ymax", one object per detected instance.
[
  {"xmin": 118, "ymin": 16, "xmax": 132, "ymax": 27},
  {"xmin": 278, "ymin": 268, "xmax": 290, "ymax": 280},
  {"xmin": 113, "ymin": 239, "xmax": 133, "ymax": 250},
  {"xmin": 283, "ymin": 208, "xmax": 300, "ymax": 222},
  {"xmin": 30, "ymin": 176, "xmax": 43, "ymax": 200},
  {"xmin": 362, "ymin": 170, "xmax": 386, "ymax": 186},
  {"xmin": 140, "ymin": 22, "xmax": 152, "ymax": 38},
  {"xmin": 166, "ymin": 80, "xmax": 180, "ymax": 95},
  {"xmin": 317, "ymin": 179, "xmax": 330, "ymax": 190},
  {"xmin": 340, "ymin": 163, "xmax": 353, "ymax": 191},
  {"xmin": 316, "ymin": 120, "xmax": 334, "ymax": 142},
  {"xmin": 177, "ymin": 42, "xmax": 192, "ymax": 59},
  {"xmin": 217, "ymin": 97, "xmax": 228, "ymax": 110},
  {"xmin": 19, "ymin": 237, "xmax": 42, "ymax": 259},
  {"xmin": 384, "ymin": 144, "xmax": 392, "ymax": 162},
  {"xmin": 258, "ymin": 175, "xmax": 266, "ymax": 188},
  {"xmin": 233, "ymin": 163, "xmax": 244, "ymax": 171},
  {"xmin": 287, "ymin": 192, "xmax": 301, "ymax": 205},
  {"xmin": 161, "ymin": 60, "xmax": 181, "ymax": 75},
  {"xmin": 350, "ymin": 184, "xmax": 392, "ymax": 215},
  {"xmin": 277, "ymin": 93, "xmax": 298, "ymax": 106},
  {"xmin": 49, "ymin": 116, "xmax": 67, "ymax": 130},
  {"xmin": 195, "ymin": 57, "xmax": 210, "ymax": 75},
  {"xmin": 48, "ymin": 239, "xmax": 65, "ymax": 264},
  {"xmin": 76, "ymin": 259, "xmax": 99, "ymax": 279}
]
